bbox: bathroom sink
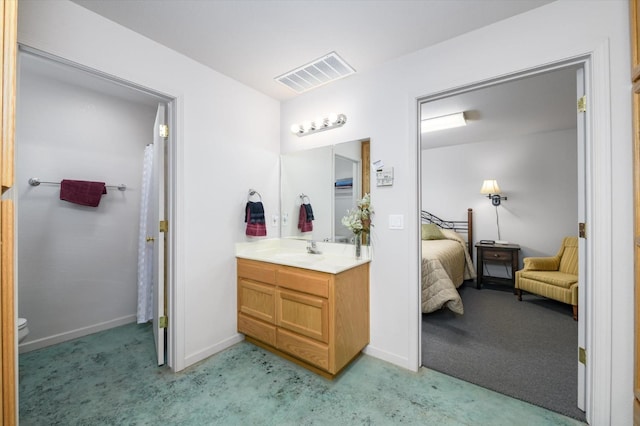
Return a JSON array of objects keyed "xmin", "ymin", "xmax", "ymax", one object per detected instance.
[
  {"xmin": 236, "ymin": 239, "xmax": 370, "ymax": 274},
  {"xmin": 272, "ymin": 252, "xmax": 325, "ymax": 263}
]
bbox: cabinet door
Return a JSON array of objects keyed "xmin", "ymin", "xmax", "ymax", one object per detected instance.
[
  {"xmin": 277, "ymin": 328, "xmax": 329, "ymax": 371},
  {"xmin": 238, "ymin": 313, "xmax": 276, "ymax": 347},
  {"xmin": 276, "ymin": 289, "xmax": 329, "ymax": 343},
  {"xmin": 238, "ymin": 279, "xmax": 275, "ymax": 323}
]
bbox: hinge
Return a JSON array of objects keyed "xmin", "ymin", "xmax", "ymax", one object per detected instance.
[
  {"xmin": 577, "ymin": 96, "xmax": 586, "ymax": 113},
  {"xmin": 159, "ymin": 220, "xmax": 168, "ymax": 233},
  {"xmin": 159, "ymin": 124, "xmax": 169, "ymax": 139},
  {"xmin": 578, "ymin": 346, "xmax": 586, "ymax": 365},
  {"xmin": 579, "ymin": 222, "xmax": 586, "ymax": 238},
  {"xmin": 159, "ymin": 316, "xmax": 168, "ymax": 329}
]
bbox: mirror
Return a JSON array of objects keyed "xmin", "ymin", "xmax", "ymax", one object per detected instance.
[{"xmin": 280, "ymin": 140, "xmax": 370, "ymax": 243}]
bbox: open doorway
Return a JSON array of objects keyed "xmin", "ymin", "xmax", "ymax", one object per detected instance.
[
  {"xmin": 15, "ymin": 47, "xmax": 177, "ymax": 369},
  {"xmin": 418, "ymin": 64, "xmax": 586, "ymax": 421}
]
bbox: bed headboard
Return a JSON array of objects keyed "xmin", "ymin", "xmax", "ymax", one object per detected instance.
[{"xmin": 421, "ymin": 208, "xmax": 474, "ymax": 256}]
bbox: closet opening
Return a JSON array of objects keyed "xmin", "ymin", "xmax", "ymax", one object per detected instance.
[{"xmin": 15, "ymin": 46, "xmax": 177, "ymax": 369}]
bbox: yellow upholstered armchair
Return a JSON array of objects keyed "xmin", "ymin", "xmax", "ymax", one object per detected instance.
[{"xmin": 515, "ymin": 236, "xmax": 579, "ymax": 320}]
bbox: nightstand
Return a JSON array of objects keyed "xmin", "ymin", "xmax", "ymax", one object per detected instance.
[{"xmin": 475, "ymin": 243, "xmax": 521, "ymax": 293}]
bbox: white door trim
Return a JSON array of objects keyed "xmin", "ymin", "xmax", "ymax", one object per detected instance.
[
  {"xmin": 584, "ymin": 39, "xmax": 613, "ymax": 426},
  {"xmin": 16, "ymin": 44, "xmax": 181, "ymax": 372},
  {"xmin": 414, "ymin": 41, "xmax": 613, "ymax": 425}
]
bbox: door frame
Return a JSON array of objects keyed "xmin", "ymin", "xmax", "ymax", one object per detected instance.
[
  {"xmin": 13, "ymin": 45, "xmax": 179, "ymax": 371},
  {"xmin": 415, "ymin": 46, "xmax": 613, "ymax": 425}
]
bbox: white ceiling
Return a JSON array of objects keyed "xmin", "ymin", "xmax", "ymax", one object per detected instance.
[
  {"xmin": 420, "ymin": 66, "xmax": 579, "ymax": 149},
  {"xmin": 45, "ymin": 0, "xmax": 572, "ymax": 151},
  {"xmin": 70, "ymin": 0, "xmax": 553, "ymax": 101}
]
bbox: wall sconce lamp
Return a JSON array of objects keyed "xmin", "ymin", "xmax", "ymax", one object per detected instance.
[
  {"xmin": 290, "ymin": 113, "xmax": 347, "ymax": 137},
  {"xmin": 480, "ymin": 179, "xmax": 507, "ymax": 206}
]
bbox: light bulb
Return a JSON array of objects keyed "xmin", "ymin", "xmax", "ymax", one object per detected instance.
[
  {"xmin": 328, "ymin": 112, "xmax": 338, "ymax": 124},
  {"xmin": 290, "ymin": 124, "xmax": 301, "ymax": 134}
]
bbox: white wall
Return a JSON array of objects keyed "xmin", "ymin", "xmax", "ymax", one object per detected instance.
[
  {"xmin": 421, "ymin": 128, "xmax": 578, "ymax": 264},
  {"xmin": 281, "ymin": 1, "xmax": 632, "ymax": 424},
  {"xmin": 16, "ymin": 53, "xmax": 157, "ymax": 351},
  {"xmin": 16, "ymin": 0, "xmax": 633, "ymax": 423},
  {"xmin": 17, "ymin": 0, "xmax": 281, "ymax": 370}
]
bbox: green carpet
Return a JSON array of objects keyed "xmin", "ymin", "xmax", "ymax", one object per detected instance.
[{"xmin": 19, "ymin": 323, "xmax": 585, "ymax": 425}]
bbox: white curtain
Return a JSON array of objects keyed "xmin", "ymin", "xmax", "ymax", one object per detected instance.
[{"xmin": 137, "ymin": 144, "xmax": 154, "ymax": 323}]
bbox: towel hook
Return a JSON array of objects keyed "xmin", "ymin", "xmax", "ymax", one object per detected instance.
[
  {"xmin": 299, "ymin": 193, "xmax": 310, "ymax": 203},
  {"xmin": 248, "ymin": 188, "xmax": 262, "ymax": 201}
]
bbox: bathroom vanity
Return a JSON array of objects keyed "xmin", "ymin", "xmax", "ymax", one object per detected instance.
[{"xmin": 236, "ymin": 239, "xmax": 370, "ymax": 378}]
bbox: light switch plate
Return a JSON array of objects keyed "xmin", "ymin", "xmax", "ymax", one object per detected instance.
[
  {"xmin": 389, "ymin": 214, "xmax": 404, "ymax": 229},
  {"xmin": 271, "ymin": 215, "xmax": 279, "ymax": 227}
]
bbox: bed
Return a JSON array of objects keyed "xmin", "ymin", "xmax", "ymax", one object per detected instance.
[{"xmin": 421, "ymin": 208, "xmax": 476, "ymax": 315}]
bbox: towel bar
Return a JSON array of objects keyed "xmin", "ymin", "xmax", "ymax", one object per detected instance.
[{"xmin": 28, "ymin": 178, "xmax": 127, "ymax": 191}]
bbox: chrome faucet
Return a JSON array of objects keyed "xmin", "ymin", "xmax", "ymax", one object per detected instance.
[{"xmin": 306, "ymin": 240, "xmax": 322, "ymax": 254}]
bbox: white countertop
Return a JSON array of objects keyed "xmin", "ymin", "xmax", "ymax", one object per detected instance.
[{"xmin": 235, "ymin": 238, "xmax": 371, "ymax": 274}]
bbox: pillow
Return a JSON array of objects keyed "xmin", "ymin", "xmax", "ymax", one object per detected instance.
[{"xmin": 421, "ymin": 223, "xmax": 446, "ymax": 240}]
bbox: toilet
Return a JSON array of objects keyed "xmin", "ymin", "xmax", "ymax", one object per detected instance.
[{"xmin": 18, "ymin": 318, "xmax": 29, "ymax": 343}]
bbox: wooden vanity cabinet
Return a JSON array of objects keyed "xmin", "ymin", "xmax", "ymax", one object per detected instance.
[{"xmin": 237, "ymin": 258, "xmax": 369, "ymax": 378}]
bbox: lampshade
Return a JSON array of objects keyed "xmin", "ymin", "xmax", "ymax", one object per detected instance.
[{"xmin": 480, "ymin": 179, "xmax": 501, "ymax": 195}]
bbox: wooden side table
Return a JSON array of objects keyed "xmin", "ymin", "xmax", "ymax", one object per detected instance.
[{"xmin": 475, "ymin": 243, "xmax": 521, "ymax": 293}]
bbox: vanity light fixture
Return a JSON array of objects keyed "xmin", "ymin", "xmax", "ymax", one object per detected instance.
[
  {"xmin": 421, "ymin": 111, "xmax": 467, "ymax": 133},
  {"xmin": 291, "ymin": 113, "xmax": 347, "ymax": 137},
  {"xmin": 480, "ymin": 179, "xmax": 507, "ymax": 206}
]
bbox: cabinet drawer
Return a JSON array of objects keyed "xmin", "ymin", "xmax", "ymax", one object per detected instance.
[
  {"xmin": 483, "ymin": 250, "xmax": 512, "ymax": 262},
  {"xmin": 238, "ymin": 313, "xmax": 276, "ymax": 347},
  {"xmin": 276, "ymin": 289, "xmax": 329, "ymax": 343},
  {"xmin": 238, "ymin": 279, "xmax": 275, "ymax": 323},
  {"xmin": 237, "ymin": 258, "xmax": 277, "ymax": 284},
  {"xmin": 277, "ymin": 328, "xmax": 329, "ymax": 371},
  {"xmin": 277, "ymin": 267, "xmax": 329, "ymax": 298}
]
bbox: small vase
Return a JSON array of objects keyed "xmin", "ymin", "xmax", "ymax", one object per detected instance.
[{"xmin": 355, "ymin": 235, "xmax": 362, "ymax": 259}]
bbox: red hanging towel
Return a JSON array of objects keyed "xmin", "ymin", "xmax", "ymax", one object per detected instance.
[
  {"xmin": 60, "ymin": 179, "xmax": 107, "ymax": 207},
  {"xmin": 245, "ymin": 202, "xmax": 267, "ymax": 236},
  {"xmin": 298, "ymin": 204, "xmax": 313, "ymax": 232}
]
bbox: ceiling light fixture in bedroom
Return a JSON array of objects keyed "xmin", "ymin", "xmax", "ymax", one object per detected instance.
[{"xmin": 421, "ymin": 112, "xmax": 467, "ymax": 133}]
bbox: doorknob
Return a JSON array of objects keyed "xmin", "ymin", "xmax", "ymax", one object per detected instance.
[{"xmin": 146, "ymin": 236, "xmax": 155, "ymax": 242}]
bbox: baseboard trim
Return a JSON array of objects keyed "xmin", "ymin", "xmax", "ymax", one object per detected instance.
[
  {"xmin": 18, "ymin": 314, "xmax": 136, "ymax": 353},
  {"xmin": 363, "ymin": 344, "xmax": 412, "ymax": 371},
  {"xmin": 183, "ymin": 333, "xmax": 244, "ymax": 368}
]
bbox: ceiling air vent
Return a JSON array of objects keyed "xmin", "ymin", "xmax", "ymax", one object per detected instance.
[{"xmin": 275, "ymin": 51, "xmax": 356, "ymax": 94}]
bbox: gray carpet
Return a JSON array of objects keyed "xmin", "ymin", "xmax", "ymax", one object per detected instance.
[{"xmin": 422, "ymin": 282, "xmax": 586, "ymax": 422}]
